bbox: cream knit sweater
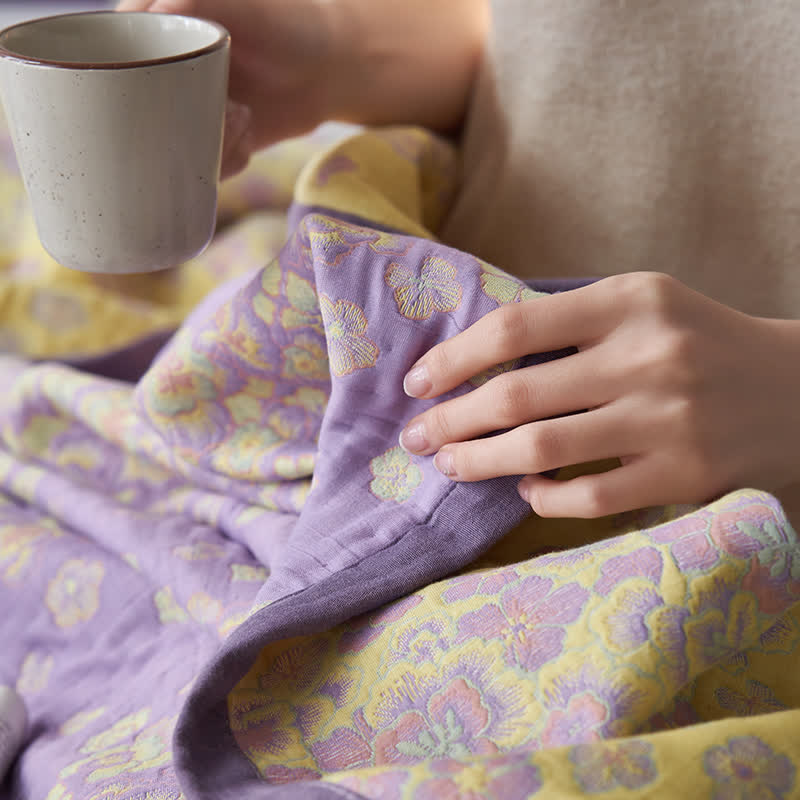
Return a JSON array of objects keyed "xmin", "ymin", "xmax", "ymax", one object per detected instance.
[{"xmin": 443, "ymin": 0, "xmax": 800, "ymax": 319}]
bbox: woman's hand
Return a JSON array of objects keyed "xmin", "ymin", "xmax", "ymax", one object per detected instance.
[
  {"xmin": 117, "ymin": 0, "xmax": 488, "ymax": 178},
  {"xmin": 399, "ymin": 272, "xmax": 800, "ymax": 518},
  {"xmin": 117, "ymin": 0, "xmax": 340, "ymax": 177}
]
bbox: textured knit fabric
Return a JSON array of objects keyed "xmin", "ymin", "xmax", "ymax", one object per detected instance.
[{"xmin": 444, "ymin": 0, "xmax": 800, "ymax": 319}]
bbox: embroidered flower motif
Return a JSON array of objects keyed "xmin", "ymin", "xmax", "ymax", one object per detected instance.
[
  {"xmin": 211, "ymin": 424, "xmax": 282, "ymax": 478},
  {"xmin": 739, "ymin": 519, "xmax": 800, "ymax": 581},
  {"xmin": 599, "ymin": 585, "xmax": 664, "ymax": 652},
  {"xmin": 456, "ymin": 575, "xmax": 589, "ymax": 670},
  {"xmin": 84, "ymin": 717, "xmax": 174, "ymax": 782},
  {"xmin": 369, "ymin": 446, "xmax": 422, "ymax": 503},
  {"xmin": 46, "ymin": 559, "xmax": 104, "ymax": 628},
  {"xmin": 385, "ymin": 256, "xmax": 462, "ymax": 320},
  {"xmin": 280, "ymin": 271, "xmax": 322, "ymax": 331},
  {"xmin": 281, "ymin": 333, "xmax": 330, "ymax": 382},
  {"xmin": 228, "ymin": 700, "xmax": 301, "ymax": 767},
  {"xmin": 187, "ymin": 591, "xmax": 223, "ymax": 624},
  {"xmin": 319, "ymin": 295, "xmax": 379, "ymax": 376},
  {"xmin": 648, "ymin": 514, "xmax": 720, "ymax": 573},
  {"xmin": 387, "ymin": 617, "xmax": 451, "ymax": 666},
  {"xmin": 60, "ymin": 710, "xmax": 174, "ymax": 783},
  {"xmin": 542, "ymin": 692, "xmax": 608, "ymax": 748},
  {"xmin": 292, "ymin": 215, "xmax": 408, "ymax": 270},
  {"xmin": 533, "ymin": 539, "xmax": 618, "ymax": 571},
  {"xmin": 282, "ymin": 387, "xmax": 328, "ymax": 417},
  {"xmin": 704, "ymin": 736, "xmax": 795, "ymax": 800},
  {"xmin": 417, "ymin": 755, "xmax": 543, "ymax": 800},
  {"xmin": 60, "ymin": 708, "xmax": 107, "ymax": 737},
  {"xmin": 714, "ymin": 680, "xmax": 787, "ymax": 716},
  {"xmin": 314, "ymin": 650, "xmax": 529, "ymax": 771},
  {"xmin": 0, "ymin": 522, "xmax": 52, "ymax": 581},
  {"xmin": 540, "ymin": 669, "xmax": 642, "ymax": 748},
  {"xmin": 570, "ymin": 739, "xmax": 658, "ymax": 793},
  {"xmin": 479, "ymin": 261, "xmax": 541, "ymax": 305},
  {"xmin": 312, "ymin": 723, "xmax": 374, "ymax": 772},
  {"xmin": 594, "ymin": 547, "xmax": 664, "ymax": 595},
  {"xmin": 327, "ymin": 768, "xmax": 409, "ymax": 800},
  {"xmin": 372, "ymin": 677, "xmax": 498, "ymax": 763},
  {"xmin": 759, "ymin": 615, "xmax": 800, "ymax": 654},
  {"xmin": 273, "ymin": 453, "xmax": 315, "ymax": 480},
  {"xmin": 154, "ymin": 586, "xmax": 189, "ymax": 625},
  {"xmin": 172, "ymin": 542, "xmax": 227, "ymax": 562},
  {"xmin": 231, "ymin": 564, "xmax": 269, "ymax": 583},
  {"xmin": 223, "ymin": 380, "xmax": 276, "ymax": 426},
  {"xmin": 78, "ymin": 709, "xmax": 151, "ymax": 755},
  {"xmin": 86, "ymin": 780, "xmax": 183, "ymax": 799},
  {"xmin": 440, "ymin": 567, "xmax": 520, "ymax": 604},
  {"xmin": 45, "ymin": 784, "xmax": 71, "ymax": 800},
  {"xmin": 17, "ymin": 651, "xmax": 55, "ymax": 694},
  {"xmin": 684, "ymin": 584, "xmax": 759, "ymax": 672}
]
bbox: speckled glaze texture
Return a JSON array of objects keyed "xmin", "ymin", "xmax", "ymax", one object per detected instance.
[{"xmin": 0, "ymin": 13, "xmax": 229, "ymax": 273}]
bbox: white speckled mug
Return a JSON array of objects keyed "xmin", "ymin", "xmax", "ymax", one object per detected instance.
[{"xmin": 0, "ymin": 12, "xmax": 229, "ymax": 273}]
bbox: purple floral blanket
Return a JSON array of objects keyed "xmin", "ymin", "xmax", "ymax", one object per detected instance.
[{"xmin": 1, "ymin": 126, "xmax": 800, "ymax": 800}]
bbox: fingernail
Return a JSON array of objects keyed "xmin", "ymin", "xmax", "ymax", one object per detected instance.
[
  {"xmin": 399, "ymin": 423, "xmax": 428, "ymax": 454},
  {"xmin": 403, "ymin": 363, "xmax": 431, "ymax": 398},
  {"xmin": 434, "ymin": 449, "xmax": 456, "ymax": 477},
  {"xmin": 517, "ymin": 482, "xmax": 530, "ymax": 503}
]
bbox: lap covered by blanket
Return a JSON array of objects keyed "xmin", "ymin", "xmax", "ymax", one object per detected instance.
[{"xmin": 1, "ymin": 112, "xmax": 800, "ymax": 800}]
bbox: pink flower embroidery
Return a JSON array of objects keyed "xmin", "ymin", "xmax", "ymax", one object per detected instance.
[
  {"xmin": 541, "ymin": 692, "xmax": 608, "ymax": 748},
  {"xmin": 570, "ymin": 739, "xmax": 657, "ymax": 792},
  {"xmin": 373, "ymin": 678, "xmax": 497, "ymax": 764},
  {"xmin": 417, "ymin": 755, "xmax": 542, "ymax": 800},
  {"xmin": 456, "ymin": 576, "xmax": 588, "ymax": 670}
]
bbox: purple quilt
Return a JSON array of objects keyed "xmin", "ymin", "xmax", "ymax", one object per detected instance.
[{"xmin": 2, "ymin": 126, "xmax": 800, "ymax": 800}]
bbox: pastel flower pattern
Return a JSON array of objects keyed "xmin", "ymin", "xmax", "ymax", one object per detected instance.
[
  {"xmin": 369, "ymin": 447, "xmax": 422, "ymax": 503},
  {"xmin": 479, "ymin": 261, "xmax": 541, "ymax": 306},
  {"xmin": 456, "ymin": 576, "xmax": 589, "ymax": 670},
  {"xmin": 715, "ymin": 681, "xmax": 787, "ymax": 717},
  {"xmin": 385, "ymin": 256, "xmax": 462, "ymax": 320},
  {"xmin": 319, "ymin": 294, "xmax": 379, "ymax": 376},
  {"xmin": 704, "ymin": 737, "xmax": 795, "ymax": 800},
  {"xmin": 46, "ymin": 559, "xmax": 105, "ymax": 628},
  {"xmin": 416, "ymin": 756, "xmax": 542, "ymax": 800},
  {"xmin": 281, "ymin": 334, "xmax": 330, "ymax": 382},
  {"xmin": 6, "ymin": 119, "xmax": 800, "ymax": 800},
  {"xmin": 372, "ymin": 677, "xmax": 498, "ymax": 763},
  {"xmin": 570, "ymin": 739, "xmax": 658, "ymax": 793}
]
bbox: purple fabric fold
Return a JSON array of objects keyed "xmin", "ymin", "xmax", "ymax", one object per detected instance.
[
  {"xmin": 162, "ymin": 212, "xmax": 585, "ymax": 797},
  {"xmin": 0, "ymin": 205, "xmax": 588, "ymax": 799}
]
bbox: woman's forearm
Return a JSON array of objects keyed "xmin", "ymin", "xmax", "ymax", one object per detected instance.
[{"xmin": 324, "ymin": 0, "xmax": 489, "ymax": 133}]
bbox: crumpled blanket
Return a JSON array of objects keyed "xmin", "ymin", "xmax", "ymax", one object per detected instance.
[{"xmin": 1, "ymin": 115, "xmax": 800, "ymax": 800}]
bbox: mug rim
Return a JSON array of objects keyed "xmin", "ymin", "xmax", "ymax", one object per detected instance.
[{"xmin": 0, "ymin": 10, "xmax": 230, "ymax": 70}]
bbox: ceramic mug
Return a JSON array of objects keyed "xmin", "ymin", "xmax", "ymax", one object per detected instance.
[{"xmin": 0, "ymin": 11, "xmax": 230, "ymax": 273}]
